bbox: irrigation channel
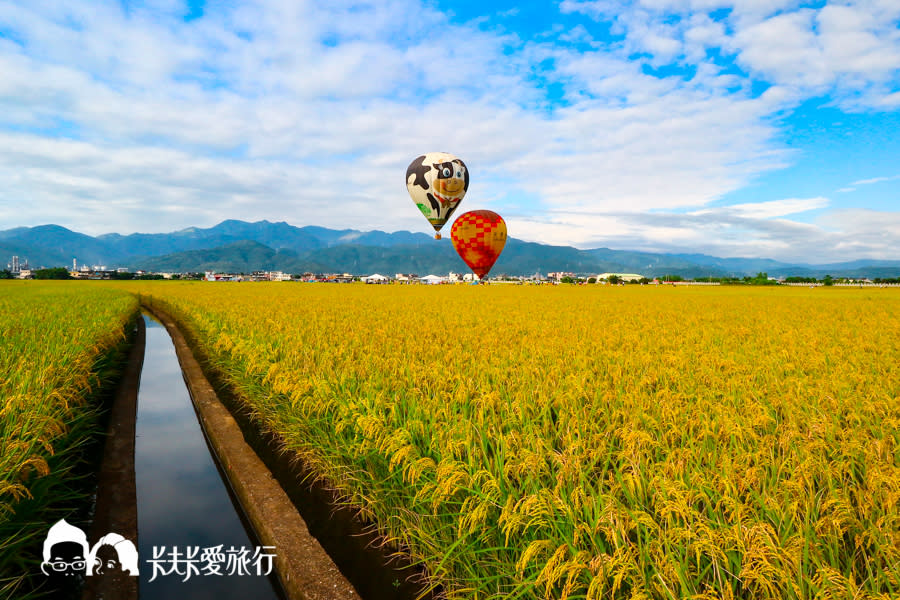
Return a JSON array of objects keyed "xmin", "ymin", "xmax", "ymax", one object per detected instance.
[
  {"xmin": 134, "ymin": 313, "xmax": 282, "ymax": 600},
  {"xmin": 83, "ymin": 308, "xmax": 429, "ymax": 600}
]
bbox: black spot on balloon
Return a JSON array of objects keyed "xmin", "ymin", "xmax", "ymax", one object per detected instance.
[
  {"xmin": 406, "ymin": 155, "xmax": 431, "ymax": 190},
  {"xmin": 433, "ymin": 161, "xmax": 455, "ymax": 178}
]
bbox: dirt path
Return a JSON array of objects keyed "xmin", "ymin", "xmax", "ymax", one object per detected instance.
[{"xmin": 82, "ymin": 317, "xmax": 143, "ymax": 600}]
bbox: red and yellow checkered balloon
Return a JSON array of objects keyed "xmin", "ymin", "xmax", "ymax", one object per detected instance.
[{"xmin": 450, "ymin": 210, "xmax": 507, "ymax": 279}]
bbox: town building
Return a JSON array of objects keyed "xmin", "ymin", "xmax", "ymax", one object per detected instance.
[{"xmin": 7, "ymin": 256, "xmax": 29, "ymax": 274}]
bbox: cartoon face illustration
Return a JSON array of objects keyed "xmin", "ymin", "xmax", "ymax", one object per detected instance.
[
  {"xmin": 43, "ymin": 541, "xmax": 87, "ymax": 576},
  {"xmin": 93, "ymin": 545, "xmax": 123, "ymax": 575},
  {"xmin": 432, "ymin": 160, "xmax": 467, "ymax": 198},
  {"xmin": 88, "ymin": 533, "xmax": 140, "ymax": 576},
  {"xmin": 41, "ymin": 520, "xmax": 90, "ymax": 578},
  {"xmin": 41, "ymin": 520, "xmax": 140, "ymax": 581}
]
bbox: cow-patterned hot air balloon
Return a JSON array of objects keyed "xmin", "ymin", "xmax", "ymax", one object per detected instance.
[
  {"xmin": 406, "ymin": 152, "xmax": 469, "ymax": 239},
  {"xmin": 450, "ymin": 210, "xmax": 507, "ymax": 280}
]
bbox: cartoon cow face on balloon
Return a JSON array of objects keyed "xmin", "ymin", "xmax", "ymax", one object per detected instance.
[{"xmin": 431, "ymin": 160, "xmax": 468, "ymax": 201}]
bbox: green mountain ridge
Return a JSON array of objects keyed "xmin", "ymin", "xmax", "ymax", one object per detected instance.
[{"xmin": 3, "ymin": 220, "xmax": 900, "ymax": 278}]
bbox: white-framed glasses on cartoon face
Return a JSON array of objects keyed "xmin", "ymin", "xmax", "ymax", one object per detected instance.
[{"xmin": 46, "ymin": 559, "xmax": 87, "ymax": 572}]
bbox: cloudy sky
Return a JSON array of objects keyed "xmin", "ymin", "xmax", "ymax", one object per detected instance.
[{"xmin": 1, "ymin": 0, "xmax": 898, "ymax": 262}]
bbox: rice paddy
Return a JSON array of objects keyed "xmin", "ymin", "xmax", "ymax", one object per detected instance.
[
  {"xmin": 0, "ymin": 281, "xmax": 138, "ymax": 597},
  {"xmin": 122, "ymin": 282, "xmax": 900, "ymax": 600}
]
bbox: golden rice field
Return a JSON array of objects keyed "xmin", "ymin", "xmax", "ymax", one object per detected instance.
[
  {"xmin": 0, "ymin": 281, "xmax": 138, "ymax": 596},
  {"xmin": 125, "ymin": 282, "xmax": 900, "ymax": 600}
]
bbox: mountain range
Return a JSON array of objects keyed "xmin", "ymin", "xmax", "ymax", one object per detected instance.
[{"xmin": 2, "ymin": 220, "xmax": 899, "ymax": 279}]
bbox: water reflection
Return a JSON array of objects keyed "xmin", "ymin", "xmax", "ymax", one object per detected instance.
[{"xmin": 135, "ymin": 314, "xmax": 281, "ymax": 600}]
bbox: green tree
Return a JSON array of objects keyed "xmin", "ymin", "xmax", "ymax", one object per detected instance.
[
  {"xmin": 608, "ymin": 275, "xmax": 620, "ymax": 285},
  {"xmin": 749, "ymin": 272, "xmax": 778, "ymax": 285},
  {"xmin": 33, "ymin": 267, "xmax": 71, "ymax": 280},
  {"xmin": 823, "ymin": 274, "xmax": 834, "ymax": 286},
  {"xmin": 0, "ymin": 269, "xmax": 11, "ymax": 279}
]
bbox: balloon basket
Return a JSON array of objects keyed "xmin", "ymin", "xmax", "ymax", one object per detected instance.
[{"xmin": 434, "ymin": 233, "xmax": 441, "ymax": 240}]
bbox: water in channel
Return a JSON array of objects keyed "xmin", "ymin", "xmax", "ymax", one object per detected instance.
[{"xmin": 135, "ymin": 314, "xmax": 282, "ymax": 600}]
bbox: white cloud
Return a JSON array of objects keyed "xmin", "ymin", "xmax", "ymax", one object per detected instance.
[
  {"xmin": 683, "ymin": 14, "xmax": 728, "ymax": 61},
  {"xmin": 734, "ymin": 3, "xmax": 900, "ymax": 103},
  {"xmin": 851, "ymin": 175, "xmax": 900, "ymax": 186},
  {"xmin": 734, "ymin": 10, "xmax": 827, "ymax": 87},
  {"xmin": 561, "ymin": 0, "xmax": 900, "ymax": 109},
  {"xmin": 510, "ymin": 205, "xmax": 898, "ymax": 263},
  {"xmin": 817, "ymin": 209, "xmax": 900, "ymax": 253},
  {"xmin": 876, "ymin": 90, "xmax": 900, "ymax": 108},
  {"xmin": 693, "ymin": 197, "xmax": 829, "ymax": 219}
]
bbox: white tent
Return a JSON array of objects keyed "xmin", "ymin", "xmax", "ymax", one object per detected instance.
[
  {"xmin": 364, "ymin": 273, "xmax": 390, "ymax": 283},
  {"xmin": 419, "ymin": 274, "xmax": 445, "ymax": 284}
]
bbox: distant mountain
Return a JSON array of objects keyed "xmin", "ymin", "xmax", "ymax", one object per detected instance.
[
  {"xmin": 95, "ymin": 219, "xmax": 437, "ymax": 259},
  {"xmin": 134, "ymin": 240, "xmax": 302, "ymax": 273},
  {"xmin": 2, "ymin": 219, "xmax": 899, "ymax": 278},
  {"xmin": 0, "ymin": 225, "xmax": 108, "ymax": 266},
  {"xmin": 0, "ymin": 239, "xmax": 68, "ymax": 269}
]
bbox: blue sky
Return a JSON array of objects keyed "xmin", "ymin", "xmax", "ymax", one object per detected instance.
[{"xmin": 0, "ymin": 0, "xmax": 898, "ymax": 262}]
